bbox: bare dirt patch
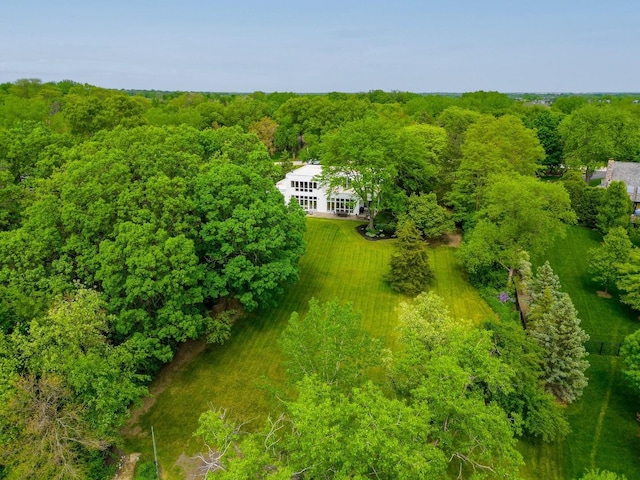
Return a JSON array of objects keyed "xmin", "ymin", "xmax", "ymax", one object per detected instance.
[
  {"xmin": 428, "ymin": 232, "xmax": 462, "ymax": 247},
  {"xmin": 113, "ymin": 453, "xmax": 140, "ymax": 480},
  {"xmin": 174, "ymin": 451, "xmax": 219, "ymax": 479},
  {"xmin": 597, "ymin": 290, "xmax": 612, "ymax": 299}
]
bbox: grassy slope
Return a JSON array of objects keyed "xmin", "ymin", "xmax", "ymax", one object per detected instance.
[
  {"xmin": 518, "ymin": 226, "xmax": 640, "ymax": 479},
  {"xmin": 123, "ymin": 218, "xmax": 494, "ymax": 478}
]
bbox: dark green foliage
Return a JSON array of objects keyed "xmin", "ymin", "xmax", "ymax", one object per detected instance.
[
  {"xmin": 596, "ymin": 181, "xmax": 634, "ymax": 233},
  {"xmin": 561, "ymin": 171, "xmax": 603, "ymax": 228},
  {"xmin": 527, "ymin": 263, "xmax": 590, "ymax": 403},
  {"xmin": 485, "ymin": 320, "xmax": 570, "ymax": 441},
  {"xmin": 0, "ymin": 125, "xmax": 306, "ymax": 362},
  {"xmin": 385, "ymin": 220, "xmax": 432, "ymax": 295},
  {"xmin": 521, "ymin": 108, "xmax": 565, "ymax": 173},
  {"xmin": 402, "ymin": 192, "xmax": 454, "ymax": 239}
]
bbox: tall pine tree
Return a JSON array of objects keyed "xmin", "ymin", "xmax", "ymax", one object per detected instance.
[
  {"xmin": 527, "ymin": 262, "xmax": 590, "ymax": 403},
  {"xmin": 385, "ymin": 220, "xmax": 432, "ymax": 295}
]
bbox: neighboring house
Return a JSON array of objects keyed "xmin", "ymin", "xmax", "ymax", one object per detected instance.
[
  {"xmin": 601, "ymin": 159, "xmax": 640, "ymax": 207},
  {"xmin": 276, "ymin": 164, "xmax": 363, "ymax": 216}
]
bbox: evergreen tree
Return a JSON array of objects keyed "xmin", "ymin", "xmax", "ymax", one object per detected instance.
[
  {"xmin": 385, "ymin": 220, "xmax": 432, "ymax": 295},
  {"xmin": 527, "ymin": 263, "xmax": 590, "ymax": 403}
]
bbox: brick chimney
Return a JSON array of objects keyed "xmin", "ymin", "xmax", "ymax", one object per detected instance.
[{"xmin": 603, "ymin": 158, "xmax": 615, "ymax": 186}]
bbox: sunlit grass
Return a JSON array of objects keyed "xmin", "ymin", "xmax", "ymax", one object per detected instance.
[
  {"xmin": 520, "ymin": 226, "xmax": 640, "ymax": 479},
  {"xmin": 123, "ymin": 218, "xmax": 494, "ymax": 479}
]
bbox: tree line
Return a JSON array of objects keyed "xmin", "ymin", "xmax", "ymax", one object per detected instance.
[{"xmin": 2, "ymin": 78, "xmax": 640, "ymax": 478}]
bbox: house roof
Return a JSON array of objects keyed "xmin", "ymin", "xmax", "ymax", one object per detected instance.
[
  {"xmin": 286, "ymin": 164, "xmax": 322, "ymax": 178},
  {"xmin": 602, "ymin": 160, "xmax": 640, "ymax": 189}
]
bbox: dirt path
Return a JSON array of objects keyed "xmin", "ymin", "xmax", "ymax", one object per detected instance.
[{"xmin": 122, "ymin": 339, "xmax": 208, "ymax": 437}]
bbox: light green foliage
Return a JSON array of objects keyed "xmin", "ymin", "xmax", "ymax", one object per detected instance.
[
  {"xmin": 392, "ymin": 292, "xmax": 524, "ymax": 478},
  {"xmin": 596, "ymin": 181, "xmax": 634, "ymax": 233},
  {"xmin": 458, "ymin": 174, "xmax": 575, "ymax": 284},
  {"xmin": 559, "ymin": 105, "xmax": 640, "ymax": 182},
  {"xmin": 0, "ymin": 374, "xmax": 107, "ymax": 480},
  {"xmin": 280, "ymin": 298, "xmax": 380, "ymax": 389},
  {"xmin": 447, "ymin": 114, "xmax": 545, "ymax": 221},
  {"xmin": 274, "ymin": 94, "xmax": 370, "ymax": 156},
  {"xmin": 578, "ymin": 469, "xmax": 628, "ymax": 480},
  {"xmin": 436, "ymin": 106, "xmax": 482, "ymax": 162},
  {"xmin": 402, "ymin": 192, "xmax": 454, "ymax": 239},
  {"xmin": 616, "ymin": 249, "xmax": 640, "ymax": 311},
  {"xmin": 458, "ymin": 90, "xmax": 515, "ymax": 114},
  {"xmin": 12, "ymin": 289, "xmax": 147, "ymax": 436},
  {"xmin": 588, "ymin": 227, "xmax": 633, "ymax": 292},
  {"xmin": 527, "ymin": 263, "xmax": 590, "ymax": 403},
  {"xmin": 385, "ymin": 219, "xmax": 432, "ymax": 295},
  {"xmin": 0, "ymin": 290, "xmax": 146, "ymax": 479},
  {"xmin": 63, "ymin": 92, "xmax": 146, "ymax": 136},
  {"xmin": 285, "ymin": 377, "xmax": 447, "ymax": 480}
]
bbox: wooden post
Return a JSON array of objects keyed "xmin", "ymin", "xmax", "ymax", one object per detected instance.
[{"xmin": 152, "ymin": 426, "xmax": 159, "ymax": 479}]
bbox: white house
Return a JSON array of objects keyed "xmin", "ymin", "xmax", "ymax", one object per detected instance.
[{"xmin": 276, "ymin": 164, "xmax": 363, "ymax": 216}]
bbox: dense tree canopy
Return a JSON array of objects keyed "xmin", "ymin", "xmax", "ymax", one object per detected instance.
[
  {"xmin": 458, "ymin": 174, "xmax": 576, "ymax": 284},
  {"xmin": 559, "ymin": 105, "xmax": 640, "ymax": 182}
]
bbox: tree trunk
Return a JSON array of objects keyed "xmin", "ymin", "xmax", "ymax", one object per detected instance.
[{"xmin": 584, "ymin": 167, "xmax": 593, "ymax": 184}]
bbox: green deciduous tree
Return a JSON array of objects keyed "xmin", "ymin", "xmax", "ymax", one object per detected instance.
[
  {"xmin": 280, "ymin": 298, "xmax": 380, "ymax": 389},
  {"xmin": 385, "ymin": 220, "xmax": 432, "ymax": 295},
  {"xmin": 391, "ymin": 292, "xmax": 524, "ymax": 478},
  {"xmin": 484, "ymin": 320, "xmax": 569, "ymax": 441},
  {"xmin": 402, "ymin": 192, "xmax": 454, "ymax": 239},
  {"xmin": 559, "ymin": 105, "xmax": 640, "ymax": 183},
  {"xmin": 561, "ymin": 170, "xmax": 603, "ymax": 228},
  {"xmin": 458, "ymin": 174, "xmax": 575, "ymax": 285},
  {"xmin": 620, "ymin": 328, "xmax": 640, "ymax": 394},
  {"xmin": 447, "ymin": 114, "xmax": 545, "ymax": 221},
  {"xmin": 596, "ymin": 181, "xmax": 634, "ymax": 233},
  {"xmin": 194, "ymin": 160, "xmax": 306, "ymax": 312},
  {"xmin": 0, "ymin": 289, "xmax": 146, "ymax": 479},
  {"xmin": 588, "ymin": 227, "xmax": 633, "ymax": 293},
  {"xmin": 579, "ymin": 469, "xmax": 628, "ymax": 480},
  {"xmin": 616, "ymin": 249, "xmax": 640, "ymax": 311},
  {"xmin": 319, "ymin": 117, "xmax": 400, "ymax": 229}
]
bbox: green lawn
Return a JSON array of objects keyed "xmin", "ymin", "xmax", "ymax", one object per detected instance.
[
  {"xmin": 123, "ymin": 218, "xmax": 494, "ymax": 479},
  {"xmin": 519, "ymin": 226, "xmax": 640, "ymax": 479}
]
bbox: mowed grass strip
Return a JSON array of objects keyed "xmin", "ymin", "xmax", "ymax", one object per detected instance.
[
  {"xmin": 520, "ymin": 225, "xmax": 640, "ymax": 479},
  {"xmin": 430, "ymin": 246, "xmax": 496, "ymax": 324},
  {"xmin": 123, "ymin": 218, "xmax": 495, "ymax": 479}
]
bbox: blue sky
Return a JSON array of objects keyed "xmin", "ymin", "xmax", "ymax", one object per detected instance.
[{"xmin": 1, "ymin": 0, "xmax": 638, "ymax": 93}]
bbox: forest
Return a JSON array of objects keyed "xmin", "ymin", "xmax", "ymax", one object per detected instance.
[{"xmin": 1, "ymin": 78, "xmax": 640, "ymax": 479}]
